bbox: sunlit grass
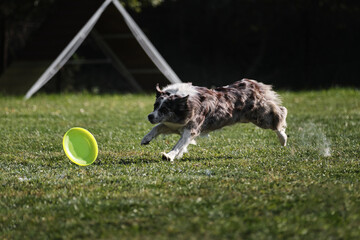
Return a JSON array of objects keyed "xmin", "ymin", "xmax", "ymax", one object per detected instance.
[{"xmin": 1, "ymin": 89, "xmax": 360, "ymax": 239}]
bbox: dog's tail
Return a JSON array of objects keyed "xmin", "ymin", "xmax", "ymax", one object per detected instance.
[
  {"xmin": 255, "ymin": 80, "xmax": 287, "ymax": 131},
  {"xmin": 255, "ymin": 80, "xmax": 287, "ymax": 130},
  {"xmin": 242, "ymin": 79, "xmax": 282, "ymax": 106},
  {"xmin": 260, "ymin": 82, "xmax": 282, "ymax": 106}
]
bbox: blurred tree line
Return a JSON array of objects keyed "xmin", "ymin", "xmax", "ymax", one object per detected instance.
[
  {"xmin": 135, "ymin": 0, "xmax": 360, "ymax": 89},
  {"xmin": 1, "ymin": 0, "xmax": 359, "ymax": 90}
]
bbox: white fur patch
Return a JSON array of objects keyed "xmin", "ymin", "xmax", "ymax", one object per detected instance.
[{"xmin": 162, "ymin": 83, "xmax": 198, "ymax": 97}]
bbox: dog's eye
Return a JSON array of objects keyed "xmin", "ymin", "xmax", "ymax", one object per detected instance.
[{"xmin": 154, "ymin": 103, "xmax": 160, "ymax": 109}]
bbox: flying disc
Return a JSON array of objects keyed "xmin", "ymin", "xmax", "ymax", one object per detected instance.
[{"xmin": 63, "ymin": 127, "xmax": 98, "ymax": 166}]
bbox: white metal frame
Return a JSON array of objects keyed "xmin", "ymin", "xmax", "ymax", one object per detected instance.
[{"xmin": 25, "ymin": 0, "xmax": 181, "ymax": 99}]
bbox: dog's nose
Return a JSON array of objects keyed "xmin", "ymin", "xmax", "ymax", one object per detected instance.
[{"xmin": 148, "ymin": 114, "xmax": 155, "ymax": 123}]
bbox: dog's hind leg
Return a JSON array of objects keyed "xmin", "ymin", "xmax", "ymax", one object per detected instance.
[
  {"xmin": 275, "ymin": 106, "xmax": 288, "ymax": 146},
  {"xmin": 276, "ymin": 130, "xmax": 287, "ymax": 146}
]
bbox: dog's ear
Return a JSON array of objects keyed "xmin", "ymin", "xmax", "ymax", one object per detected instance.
[
  {"xmin": 174, "ymin": 95, "xmax": 189, "ymax": 104},
  {"xmin": 155, "ymin": 83, "xmax": 163, "ymax": 98},
  {"xmin": 172, "ymin": 95, "xmax": 189, "ymax": 112}
]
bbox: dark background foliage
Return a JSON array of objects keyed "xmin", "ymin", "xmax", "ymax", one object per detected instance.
[
  {"xmin": 135, "ymin": 0, "xmax": 360, "ymax": 89},
  {"xmin": 1, "ymin": 0, "xmax": 359, "ymax": 91}
]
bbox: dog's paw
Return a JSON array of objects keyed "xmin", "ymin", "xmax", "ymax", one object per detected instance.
[
  {"xmin": 161, "ymin": 152, "xmax": 174, "ymax": 162},
  {"xmin": 141, "ymin": 140, "xmax": 149, "ymax": 145},
  {"xmin": 189, "ymin": 139, "xmax": 197, "ymax": 145},
  {"xmin": 141, "ymin": 135, "xmax": 152, "ymax": 145}
]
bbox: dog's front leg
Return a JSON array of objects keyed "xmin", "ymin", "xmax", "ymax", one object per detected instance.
[
  {"xmin": 141, "ymin": 124, "xmax": 172, "ymax": 145},
  {"xmin": 162, "ymin": 129, "xmax": 195, "ymax": 162}
]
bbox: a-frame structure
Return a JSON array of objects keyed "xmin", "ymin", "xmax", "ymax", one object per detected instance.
[{"xmin": 0, "ymin": 0, "xmax": 181, "ymax": 98}]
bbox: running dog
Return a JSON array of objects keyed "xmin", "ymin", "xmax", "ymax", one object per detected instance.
[{"xmin": 141, "ymin": 79, "xmax": 287, "ymax": 161}]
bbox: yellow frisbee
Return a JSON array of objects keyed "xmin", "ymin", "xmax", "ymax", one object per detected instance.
[{"xmin": 63, "ymin": 127, "xmax": 98, "ymax": 166}]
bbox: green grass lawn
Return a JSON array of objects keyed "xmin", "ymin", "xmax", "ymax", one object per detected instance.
[{"xmin": 1, "ymin": 89, "xmax": 360, "ymax": 239}]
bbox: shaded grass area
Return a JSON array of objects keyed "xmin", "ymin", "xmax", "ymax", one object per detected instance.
[{"xmin": 1, "ymin": 89, "xmax": 360, "ymax": 239}]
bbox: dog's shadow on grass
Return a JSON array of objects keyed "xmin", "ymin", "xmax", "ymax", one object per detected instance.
[
  {"xmin": 180, "ymin": 155, "xmax": 237, "ymax": 162},
  {"xmin": 95, "ymin": 152, "xmax": 162, "ymax": 166},
  {"xmin": 94, "ymin": 151, "xmax": 240, "ymax": 166}
]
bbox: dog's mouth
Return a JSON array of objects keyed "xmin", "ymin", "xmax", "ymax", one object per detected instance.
[
  {"xmin": 148, "ymin": 114, "xmax": 159, "ymax": 124},
  {"xmin": 149, "ymin": 119, "xmax": 157, "ymax": 124}
]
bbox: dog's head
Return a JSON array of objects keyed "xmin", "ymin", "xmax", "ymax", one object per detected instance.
[{"xmin": 147, "ymin": 84, "xmax": 189, "ymax": 124}]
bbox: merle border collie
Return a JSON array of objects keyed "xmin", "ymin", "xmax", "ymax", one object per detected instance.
[{"xmin": 141, "ymin": 79, "xmax": 287, "ymax": 162}]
